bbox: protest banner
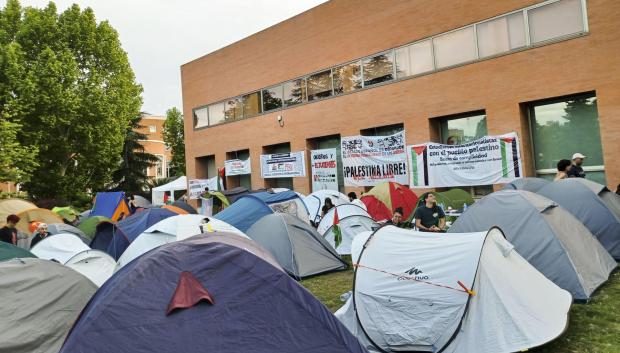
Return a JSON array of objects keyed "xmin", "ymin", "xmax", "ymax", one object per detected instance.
[
  {"xmin": 224, "ymin": 158, "xmax": 251, "ymax": 176},
  {"xmin": 260, "ymin": 151, "xmax": 306, "ymax": 178},
  {"xmin": 188, "ymin": 177, "xmax": 221, "ymax": 200},
  {"xmin": 311, "ymin": 148, "xmax": 339, "ymax": 191}
]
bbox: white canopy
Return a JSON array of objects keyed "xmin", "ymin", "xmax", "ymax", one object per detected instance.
[
  {"xmin": 30, "ymin": 233, "xmax": 90, "ymax": 264},
  {"xmin": 151, "ymin": 176, "xmax": 188, "ymax": 205},
  {"xmin": 66, "ymin": 250, "xmax": 116, "ymax": 287}
]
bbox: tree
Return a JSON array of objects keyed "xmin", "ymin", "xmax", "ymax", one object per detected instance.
[
  {"xmin": 109, "ymin": 113, "xmax": 158, "ymax": 194},
  {"xmin": 0, "ymin": 1, "xmax": 142, "ymax": 201},
  {"xmin": 163, "ymin": 107, "xmax": 186, "ymax": 176}
]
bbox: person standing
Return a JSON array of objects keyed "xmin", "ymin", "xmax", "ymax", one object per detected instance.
[
  {"xmin": 414, "ymin": 193, "xmax": 446, "ymax": 232},
  {"xmin": 554, "ymin": 159, "xmax": 572, "ymax": 181},
  {"xmin": 347, "ymin": 192, "xmax": 367, "ymax": 211},
  {"xmin": 128, "ymin": 195, "xmax": 137, "ymax": 214},
  {"xmin": 0, "ymin": 214, "xmax": 20, "ymax": 245},
  {"xmin": 567, "ymin": 153, "xmax": 586, "ymax": 178},
  {"xmin": 30, "ymin": 223, "xmax": 52, "ymax": 248}
]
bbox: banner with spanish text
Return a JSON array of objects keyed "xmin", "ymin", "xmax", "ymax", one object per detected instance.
[
  {"xmin": 311, "ymin": 148, "xmax": 339, "ymax": 191},
  {"xmin": 260, "ymin": 151, "xmax": 306, "ymax": 178},
  {"xmin": 188, "ymin": 177, "xmax": 223, "ymax": 200},
  {"xmin": 224, "ymin": 158, "xmax": 251, "ymax": 176},
  {"xmin": 407, "ymin": 132, "xmax": 522, "ymax": 188}
]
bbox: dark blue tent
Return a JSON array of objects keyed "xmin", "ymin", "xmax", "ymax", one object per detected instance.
[
  {"xmin": 214, "ymin": 195, "xmax": 274, "ymax": 232},
  {"xmin": 90, "ymin": 192, "xmax": 129, "ymax": 220},
  {"xmin": 91, "ymin": 208, "xmax": 176, "ymax": 260},
  {"xmin": 60, "ymin": 233, "xmax": 367, "ymax": 353},
  {"xmin": 252, "ymin": 190, "xmax": 300, "ymax": 204}
]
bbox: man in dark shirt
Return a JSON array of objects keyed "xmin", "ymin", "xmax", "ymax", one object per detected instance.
[
  {"xmin": 414, "ymin": 193, "xmax": 446, "ymax": 232},
  {"xmin": 0, "ymin": 214, "xmax": 20, "ymax": 245},
  {"xmin": 567, "ymin": 153, "xmax": 586, "ymax": 178},
  {"xmin": 30, "ymin": 223, "xmax": 52, "ymax": 248}
]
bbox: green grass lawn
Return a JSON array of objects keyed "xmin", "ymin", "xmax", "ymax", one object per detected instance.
[{"xmin": 301, "ymin": 259, "xmax": 620, "ymax": 353}]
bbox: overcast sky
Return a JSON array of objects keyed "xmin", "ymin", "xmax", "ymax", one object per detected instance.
[{"xmin": 2, "ymin": 0, "xmax": 327, "ymax": 115}]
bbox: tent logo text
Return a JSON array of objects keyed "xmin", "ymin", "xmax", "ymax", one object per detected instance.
[{"xmin": 399, "ymin": 266, "xmax": 429, "ymax": 281}]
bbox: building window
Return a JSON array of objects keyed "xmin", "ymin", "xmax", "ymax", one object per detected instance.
[
  {"xmin": 433, "ymin": 26, "xmax": 477, "ymax": 69},
  {"xmin": 283, "ymin": 78, "xmax": 306, "ymax": 106},
  {"xmin": 149, "ymin": 125, "xmax": 157, "ymax": 133},
  {"xmin": 242, "ymin": 91, "xmax": 262, "ymax": 118},
  {"xmin": 307, "ymin": 70, "xmax": 333, "ymax": 101},
  {"xmin": 395, "ymin": 40, "xmax": 434, "ymax": 78},
  {"xmin": 263, "ymin": 85, "xmax": 283, "ymax": 112},
  {"xmin": 333, "ymin": 61, "xmax": 362, "ymax": 94},
  {"xmin": 208, "ymin": 102, "xmax": 225, "ymax": 126},
  {"xmin": 194, "ymin": 107, "xmax": 209, "ymax": 128},
  {"xmin": 361, "ymin": 123, "xmax": 404, "ymax": 137},
  {"xmin": 529, "ymin": 94, "xmax": 605, "ymax": 184},
  {"xmin": 224, "ymin": 97, "xmax": 243, "ymax": 121},
  {"xmin": 528, "ymin": 0, "xmax": 585, "ymax": 44},
  {"xmin": 362, "ymin": 51, "xmax": 394, "ymax": 86},
  {"xmin": 477, "ymin": 12, "xmax": 526, "ymax": 58},
  {"xmin": 155, "ymin": 155, "xmax": 165, "ymax": 179}
]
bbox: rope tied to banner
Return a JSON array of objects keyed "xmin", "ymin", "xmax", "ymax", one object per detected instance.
[{"xmin": 353, "ymin": 263, "xmax": 476, "ymax": 296}]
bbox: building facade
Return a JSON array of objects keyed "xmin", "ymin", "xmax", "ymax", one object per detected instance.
[
  {"xmin": 138, "ymin": 115, "xmax": 172, "ymax": 181},
  {"xmin": 181, "ymin": 0, "xmax": 619, "ymax": 195}
]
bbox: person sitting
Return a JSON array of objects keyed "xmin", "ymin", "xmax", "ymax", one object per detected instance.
[
  {"xmin": 554, "ymin": 159, "xmax": 572, "ymax": 181},
  {"xmin": 0, "ymin": 214, "xmax": 20, "ymax": 245},
  {"xmin": 324, "ymin": 197, "xmax": 335, "ymax": 212},
  {"xmin": 30, "ymin": 223, "xmax": 52, "ymax": 248},
  {"xmin": 385, "ymin": 207, "xmax": 405, "ymax": 228},
  {"xmin": 414, "ymin": 193, "xmax": 446, "ymax": 233}
]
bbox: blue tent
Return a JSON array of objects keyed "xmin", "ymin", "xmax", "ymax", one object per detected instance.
[
  {"xmin": 91, "ymin": 208, "xmax": 176, "ymax": 260},
  {"xmin": 214, "ymin": 195, "xmax": 274, "ymax": 232},
  {"xmin": 90, "ymin": 192, "xmax": 130, "ymax": 220},
  {"xmin": 60, "ymin": 233, "xmax": 367, "ymax": 353},
  {"xmin": 252, "ymin": 190, "xmax": 301, "ymax": 204}
]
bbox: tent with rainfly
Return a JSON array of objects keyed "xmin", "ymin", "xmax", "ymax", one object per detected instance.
[
  {"xmin": 59, "ymin": 232, "xmax": 368, "ymax": 353},
  {"xmin": 538, "ymin": 178, "xmax": 620, "ymax": 260},
  {"xmin": 449, "ymin": 190, "xmax": 616, "ymax": 301},
  {"xmin": 0, "ymin": 241, "xmax": 36, "ymax": 261},
  {"xmin": 251, "ymin": 190, "xmax": 310, "ymax": 224},
  {"xmin": 246, "ymin": 213, "xmax": 347, "ymax": 278},
  {"xmin": 52, "ymin": 206, "xmax": 80, "ymax": 223},
  {"xmin": 47, "ymin": 223, "xmax": 90, "ymax": 244},
  {"xmin": 502, "ymin": 177, "xmax": 550, "ymax": 192},
  {"xmin": 78, "ymin": 216, "xmax": 111, "ymax": 240},
  {"xmin": 90, "ymin": 192, "xmax": 130, "ymax": 221},
  {"xmin": 0, "ymin": 198, "xmax": 37, "ymax": 227},
  {"xmin": 318, "ymin": 204, "xmax": 377, "ymax": 255},
  {"xmin": 214, "ymin": 195, "xmax": 276, "ymax": 232},
  {"xmin": 304, "ymin": 190, "xmax": 350, "ymax": 224},
  {"xmin": 336, "ymin": 226, "xmax": 572, "ymax": 353},
  {"xmin": 361, "ymin": 182, "xmax": 418, "ymax": 221}
]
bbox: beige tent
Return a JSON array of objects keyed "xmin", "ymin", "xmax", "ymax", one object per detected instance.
[
  {"xmin": 14, "ymin": 208, "xmax": 64, "ymax": 239},
  {"xmin": 0, "ymin": 199, "xmax": 37, "ymax": 226},
  {"xmin": 0, "ymin": 258, "xmax": 97, "ymax": 353}
]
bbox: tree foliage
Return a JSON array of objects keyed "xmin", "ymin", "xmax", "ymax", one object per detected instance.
[
  {"xmin": 0, "ymin": 0, "xmax": 142, "ymax": 201},
  {"xmin": 163, "ymin": 107, "xmax": 185, "ymax": 176}
]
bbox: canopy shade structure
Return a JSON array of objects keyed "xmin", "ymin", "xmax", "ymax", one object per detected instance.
[
  {"xmin": 318, "ymin": 204, "xmax": 377, "ymax": 255},
  {"xmin": 0, "ymin": 258, "xmax": 97, "ymax": 353},
  {"xmin": 151, "ymin": 176, "xmax": 188, "ymax": 205},
  {"xmin": 0, "ymin": 241, "xmax": 36, "ymax": 261},
  {"xmin": 336, "ymin": 226, "xmax": 571, "ymax": 353},
  {"xmin": 304, "ymin": 190, "xmax": 350, "ymax": 224},
  {"xmin": 77, "ymin": 216, "xmax": 111, "ymax": 240},
  {"xmin": 90, "ymin": 192, "xmax": 130, "ymax": 221},
  {"xmin": 0, "ymin": 198, "xmax": 37, "ymax": 227},
  {"xmin": 60, "ymin": 233, "xmax": 367, "ymax": 353},
  {"xmin": 503, "ymin": 177, "xmax": 550, "ymax": 192},
  {"xmin": 449, "ymin": 190, "xmax": 616, "ymax": 301},
  {"xmin": 246, "ymin": 213, "xmax": 346, "ymax": 278},
  {"xmin": 538, "ymin": 178, "xmax": 620, "ymax": 259},
  {"xmin": 361, "ymin": 182, "xmax": 418, "ymax": 221}
]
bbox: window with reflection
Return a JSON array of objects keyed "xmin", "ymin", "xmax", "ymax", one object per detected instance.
[
  {"xmin": 224, "ymin": 97, "xmax": 243, "ymax": 121},
  {"xmin": 262, "ymin": 85, "xmax": 283, "ymax": 112},
  {"xmin": 528, "ymin": 0, "xmax": 584, "ymax": 44},
  {"xmin": 307, "ymin": 70, "xmax": 333, "ymax": 101},
  {"xmin": 433, "ymin": 26, "xmax": 477, "ymax": 69},
  {"xmin": 396, "ymin": 40, "xmax": 433, "ymax": 78},
  {"xmin": 333, "ymin": 61, "xmax": 362, "ymax": 94},
  {"xmin": 477, "ymin": 12, "xmax": 526, "ymax": 58},
  {"xmin": 283, "ymin": 78, "xmax": 306, "ymax": 106},
  {"xmin": 242, "ymin": 91, "xmax": 261, "ymax": 118},
  {"xmin": 208, "ymin": 102, "xmax": 225, "ymax": 126},
  {"xmin": 194, "ymin": 107, "xmax": 209, "ymax": 128},
  {"xmin": 363, "ymin": 52, "xmax": 394, "ymax": 86}
]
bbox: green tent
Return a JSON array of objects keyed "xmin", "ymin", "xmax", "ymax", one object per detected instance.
[
  {"xmin": 52, "ymin": 206, "xmax": 80, "ymax": 222},
  {"xmin": 0, "ymin": 242, "xmax": 36, "ymax": 261},
  {"xmin": 77, "ymin": 216, "xmax": 111, "ymax": 240}
]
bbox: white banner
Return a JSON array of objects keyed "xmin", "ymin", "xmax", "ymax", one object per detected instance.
[
  {"xmin": 341, "ymin": 131, "xmax": 408, "ymax": 186},
  {"xmin": 311, "ymin": 148, "xmax": 339, "ymax": 192},
  {"xmin": 188, "ymin": 177, "xmax": 221, "ymax": 200},
  {"xmin": 407, "ymin": 132, "xmax": 523, "ymax": 188},
  {"xmin": 260, "ymin": 151, "xmax": 306, "ymax": 178},
  {"xmin": 225, "ymin": 158, "xmax": 251, "ymax": 176}
]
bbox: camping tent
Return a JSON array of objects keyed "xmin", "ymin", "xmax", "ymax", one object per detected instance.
[
  {"xmin": 77, "ymin": 216, "xmax": 111, "ymax": 240},
  {"xmin": 304, "ymin": 190, "xmax": 350, "ymax": 223},
  {"xmin": 91, "ymin": 208, "xmax": 177, "ymax": 260},
  {"xmin": 221, "ymin": 186, "xmax": 251, "ymax": 203},
  {"xmin": 449, "ymin": 190, "xmax": 616, "ymax": 301},
  {"xmin": 246, "ymin": 213, "xmax": 346, "ymax": 278},
  {"xmin": 171, "ymin": 200, "xmax": 197, "ymax": 214},
  {"xmin": 65, "ymin": 250, "xmax": 116, "ymax": 287},
  {"xmin": 361, "ymin": 182, "xmax": 418, "ymax": 221},
  {"xmin": 30, "ymin": 233, "xmax": 90, "ymax": 264},
  {"xmin": 538, "ymin": 178, "xmax": 620, "ymax": 259},
  {"xmin": 336, "ymin": 226, "xmax": 571, "ymax": 353},
  {"xmin": 0, "ymin": 258, "xmax": 97, "ymax": 353},
  {"xmin": 215, "ymin": 195, "xmax": 275, "ymax": 232},
  {"xmin": 503, "ymin": 177, "xmax": 550, "ymax": 192},
  {"xmin": 59, "ymin": 232, "xmax": 367, "ymax": 353},
  {"xmin": 0, "ymin": 241, "xmax": 36, "ymax": 261},
  {"xmin": 117, "ymin": 214, "xmax": 246, "ymax": 270},
  {"xmin": 0, "ymin": 198, "xmax": 37, "ymax": 227},
  {"xmin": 13, "ymin": 208, "xmax": 64, "ymax": 236},
  {"xmin": 133, "ymin": 195, "xmax": 151, "ymax": 208},
  {"xmin": 251, "ymin": 190, "xmax": 310, "ymax": 223},
  {"xmin": 52, "ymin": 206, "xmax": 80, "ymax": 222},
  {"xmin": 90, "ymin": 192, "xmax": 130, "ymax": 221},
  {"xmin": 318, "ymin": 204, "xmax": 377, "ymax": 255},
  {"xmin": 48, "ymin": 223, "xmax": 89, "ymax": 244}
]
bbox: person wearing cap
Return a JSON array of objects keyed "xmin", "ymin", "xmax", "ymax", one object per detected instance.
[
  {"xmin": 567, "ymin": 153, "xmax": 586, "ymax": 178},
  {"xmin": 29, "ymin": 223, "xmax": 52, "ymax": 248},
  {"xmin": 0, "ymin": 214, "xmax": 20, "ymax": 245}
]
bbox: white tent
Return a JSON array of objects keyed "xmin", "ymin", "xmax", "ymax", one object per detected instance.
[
  {"xmin": 303, "ymin": 190, "xmax": 350, "ymax": 223},
  {"xmin": 336, "ymin": 226, "xmax": 572, "ymax": 353},
  {"xmin": 318, "ymin": 204, "xmax": 377, "ymax": 254},
  {"xmin": 30, "ymin": 233, "xmax": 90, "ymax": 263},
  {"xmin": 151, "ymin": 176, "xmax": 188, "ymax": 205},
  {"xmin": 66, "ymin": 250, "xmax": 116, "ymax": 287},
  {"xmin": 116, "ymin": 214, "xmax": 246, "ymax": 270}
]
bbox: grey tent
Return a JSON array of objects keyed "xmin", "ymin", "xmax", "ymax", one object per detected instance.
[
  {"xmin": 0, "ymin": 258, "xmax": 97, "ymax": 353},
  {"xmin": 246, "ymin": 213, "xmax": 347, "ymax": 278},
  {"xmin": 449, "ymin": 190, "xmax": 616, "ymax": 301},
  {"xmin": 133, "ymin": 195, "xmax": 152, "ymax": 208},
  {"xmin": 502, "ymin": 177, "xmax": 550, "ymax": 192},
  {"xmin": 48, "ymin": 223, "xmax": 90, "ymax": 245},
  {"xmin": 538, "ymin": 178, "xmax": 620, "ymax": 260}
]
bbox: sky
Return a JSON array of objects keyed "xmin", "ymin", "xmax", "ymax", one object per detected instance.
[{"xmin": 2, "ymin": 0, "xmax": 327, "ymax": 116}]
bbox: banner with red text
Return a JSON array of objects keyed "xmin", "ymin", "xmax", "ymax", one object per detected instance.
[{"xmin": 311, "ymin": 148, "xmax": 339, "ymax": 192}]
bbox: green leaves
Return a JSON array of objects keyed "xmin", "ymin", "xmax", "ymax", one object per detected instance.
[{"xmin": 163, "ymin": 107, "xmax": 185, "ymax": 177}]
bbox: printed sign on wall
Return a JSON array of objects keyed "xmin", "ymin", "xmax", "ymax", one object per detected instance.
[
  {"xmin": 311, "ymin": 148, "xmax": 339, "ymax": 192},
  {"xmin": 260, "ymin": 151, "xmax": 306, "ymax": 178},
  {"xmin": 224, "ymin": 158, "xmax": 251, "ymax": 176},
  {"xmin": 188, "ymin": 177, "xmax": 221, "ymax": 200}
]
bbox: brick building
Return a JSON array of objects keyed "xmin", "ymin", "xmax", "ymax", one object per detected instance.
[
  {"xmin": 138, "ymin": 114, "xmax": 172, "ymax": 181},
  {"xmin": 181, "ymin": 0, "xmax": 619, "ymax": 196}
]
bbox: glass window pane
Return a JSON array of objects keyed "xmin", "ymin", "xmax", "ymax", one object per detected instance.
[
  {"xmin": 307, "ymin": 70, "xmax": 333, "ymax": 101},
  {"xmin": 433, "ymin": 26, "xmax": 477, "ymax": 69},
  {"xmin": 528, "ymin": 0, "xmax": 584, "ymax": 44},
  {"xmin": 410, "ymin": 40, "xmax": 434, "ymax": 75},
  {"xmin": 242, "ymin": 91, "xmax": 261, "ymax": 118},
  {"xmin": 207, "ymin": 102, "xmax": 225, "ymax": 126},
  {"xmin": 224, "ymin": 97, "xmax": 242, "ymax": 121},
  {"xmin": 263, "ymin": 85, "xmax": 283, "ymax": 112},
  {"xmin": 531, "ymin": 96, "xmax": 605, "ymax": 182},
  {"xmin": 477, "ymin": 12, "xmax": 526, "ymax": 58},
  {"xmin": 283, "ymin": 78, "xmax": 306, "ymax": 106},
  {"xmin": 395, "ymin": 46, "xmax": 410, "ymax": 78},
  {"xmin": 363, "ymin": 52, "xmax": 395, "ymax": 86},
  {"xmin": 194, "ymin": 107, "xmax": 209, "ymax": 128},
  {"xmin": 333, "ymin": 61, "xmax": 362, "ymax": 94},
  {"xmin": 440, "ymin": 114, "xmax": 487, "ymax": 145}
]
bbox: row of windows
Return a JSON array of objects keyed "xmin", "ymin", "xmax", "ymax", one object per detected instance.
[{"xmin": 193, "ymin": 0, "xmax": 587, "ymax": 128}]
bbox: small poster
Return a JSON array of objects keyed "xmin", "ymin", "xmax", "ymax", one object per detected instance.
[
  {"xmin": 311, "ymin": 148, "xmax": 339, "ymax": 192},
  {"xmin": 225, "ymin": 158, "xmax": 251, "ymax": 176}
]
